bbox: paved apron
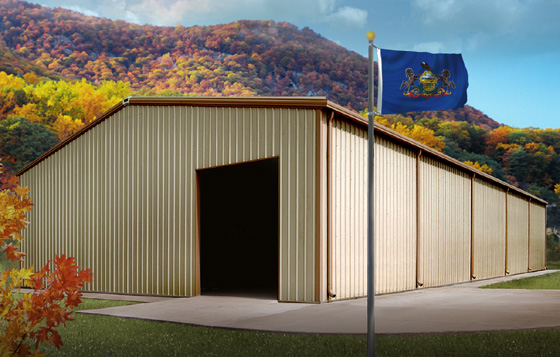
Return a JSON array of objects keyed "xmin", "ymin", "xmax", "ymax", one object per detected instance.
[{"xmin": 78, "ymin": 270, "xmax": 560, "ymax": 335}]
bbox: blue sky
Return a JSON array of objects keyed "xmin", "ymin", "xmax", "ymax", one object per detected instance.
[{"xmin": 31, "ymin": 0, "xmax": 560, "ymax": 129}]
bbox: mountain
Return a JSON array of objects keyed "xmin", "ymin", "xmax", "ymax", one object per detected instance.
[
  {"xmin": 0, "ymin": 0, "xmax": 369, "ymax": 109},
  {"xmin": 0, "ymin": 45, "xmax": 61, "ymax": 80},
  {"xmin": 2, "ymin": 0, "xmax": 560, "ymax": 229},
  {"xmin": 0, "ymin": 0, "xmax": 502, "ymax": 129}
]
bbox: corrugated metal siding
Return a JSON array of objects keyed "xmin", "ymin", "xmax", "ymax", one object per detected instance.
[
  {"xmin": 317, "ymin": 111, "xmax": 328, "ymax": 302},
  {"xmin": 473, "ymin": 178, "xmax": 506, "ymax": 280},
  {"xmin": 419, "ymin": 156, "xmax": 471, "ymax": 287},
  {"xmin": 21, "ymin": 105, "xmax": 317, "ymax": 302},
  {"xmin": 329, "ymin": 118, "xmax": 416, "ymax": 298},
  {"xmin": 20, "ymin": 99, "xmax": 547, "ymax": 301},
  {"xmin": 529, "ymin": 203, "xmax": 546, "ymax": 271},
  {"xmin": 373, "ymin": 136, "xmax": 416, "ymax": 294},
  {"xmin": 507, "ymin": 192, "xmax": 529, "ymax": 275},
  {"xmin": 329, "ymin": 117, "xmax": 368, "ymax": 299}
]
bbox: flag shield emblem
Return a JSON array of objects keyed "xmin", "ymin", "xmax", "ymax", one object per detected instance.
[{"xmin": 419, "ymin": 71, "xmax": 437, "ymax": 92}]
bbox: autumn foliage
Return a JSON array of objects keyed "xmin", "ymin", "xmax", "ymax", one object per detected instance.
[
  {"xmin": 463, "ymin": 160, "xmax": 493, "ymax": 175},
  {"xmin": 0, "ymin": 164, "xmax": 91, "ymax": 355},
  {"xmin": 0, "ymin": 0, "xmax": 369, "ymax": 110}
]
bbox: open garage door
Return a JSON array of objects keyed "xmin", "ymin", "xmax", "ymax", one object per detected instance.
[{"xmin": 198, "ymin": 158, "xmax": 279, "ymax": 298}]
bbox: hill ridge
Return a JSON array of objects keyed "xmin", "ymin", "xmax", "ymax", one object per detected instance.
[{"xmin": 0, "ymin": 0, "xmax": 501, "ymax": 129}]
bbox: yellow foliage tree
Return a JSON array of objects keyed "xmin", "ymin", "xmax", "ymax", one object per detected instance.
[
  {"xmin": 464, "ymin": 160, "xmax": 494, "ymax": 175},
  {"xmin": 0, "ymin": 163, "xmax": 92, "ymax": 355},
  {"xmin": 374, "ymin": 115, "xmax": 390, "ymax": 127},
  {"xmin": 0, "ymin": 72, "xmax": 26, "ymax": 89},
  {"xmin": 486, "ymin": 126, "xmax": 513, "ymax": 155},
  {"xmin": 23, "ymin": 73, "xmax": 41, "ymax": 85},
  {"xmin": 390, "ymin": 122, "xmax": 445, "ymax": 152},
  {"xmin": 13, "ymin": 104, "xmax": 43, "ymax": 123},
  {"xmin": 52, "ymin": 114, "xmax": 85, "ymax": 140}
]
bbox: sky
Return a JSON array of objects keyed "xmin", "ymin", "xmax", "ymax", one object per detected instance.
[{"xmin": 30, "ymin": 0, "xmax": 560, "ymax": 129}]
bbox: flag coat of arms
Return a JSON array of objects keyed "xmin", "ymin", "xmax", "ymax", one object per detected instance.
[{"xmin": 379, "ymin": 49, "xmax": 468, "ymax": 114}]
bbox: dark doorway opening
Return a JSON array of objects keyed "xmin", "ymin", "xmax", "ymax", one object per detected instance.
[{"xmin": 198, "ymin": 158, "xmax": 279, "ymax": 299}]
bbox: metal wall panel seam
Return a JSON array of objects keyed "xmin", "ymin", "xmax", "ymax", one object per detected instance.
[
  {"xmin": 305, "ymin": 112, "xmax": 315, "ymax": 301},
  {"xmin": 528, "ymin": 199, "xmax": 531, "ymax": 272},
  {"xmin": 112, "ymin": 112, "xmax": 119, "ymax": 292},
  {"xmin": 171, "ymin": 107, "xmax": 177, "ymax": 295},
  {"xmin": 174, "ymin": 107, "xmax": 181, "ymax": 295},
  {"xmin": 471, "ymin": 173, "xmax": 476, "ymax": 280},
  {"xmin": 416, "ymin": 150, "xmax": 422, "ymax": 287},
  {"xmin": 189, "ymin": 106, "xmax": 195, "ymax": 295},
  {"xmin": 297, "ymin": 110, "xmax": 305, "ymax": 301},
  {"xmin": 156, "ymin": 107, "xmax": 162, "ymax": 295},
  {"xmin": 326, "ymin": 112, "xmax": 334, "ymax": 300},
  {"xmin": 505, "ymin": 189, "xmax": 509, "ymax": 275},
  {"xmin": 314, "ymin": 109, "xmax": 322, "ymax": 302}
]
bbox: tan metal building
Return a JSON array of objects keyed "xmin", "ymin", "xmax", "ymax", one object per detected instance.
[{"xmin": 18, "ymin": 97, "xmax": 547, "ymax": 302}]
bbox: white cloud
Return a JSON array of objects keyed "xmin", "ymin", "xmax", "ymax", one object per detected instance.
[
  {"xmin": 317, "ymin": 0, "xmax": 336, "ymax": 14},
  {"xmin": 326, "ymin": 6, "xmax": 367, "ymax": 29},
  {"xmin": 408, "ymin": 0, "xmax": 556, "ymax": 53},
  {"xmin": 127, "ymin": 0, "xmax": 213, "ymax": 25},
  {"xmin": 69, "ymin": 0, "xmax": 364, "ymax": 27},
  {"xmin": 413, "ymin": 0, "xmax": 527, "ymax": 37},
  {"xmin": 33, "ymin": 0, "xmax": 368, "ymax": 31},
  {"xmin": 66, "ymin": 5, "xmax": 100, "ymax": 17},
  {"xmin": 412, "ymin": 41, "xmax": 444, "ymax": 53},
  {"xmin": 124, "ymin": 10, "xmax": 140, "ymax": 24}
]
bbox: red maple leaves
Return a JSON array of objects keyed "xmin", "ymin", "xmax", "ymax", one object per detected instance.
[{"xmin": 1, "ymin": 163, "xmax": 92, "ymax": 355}]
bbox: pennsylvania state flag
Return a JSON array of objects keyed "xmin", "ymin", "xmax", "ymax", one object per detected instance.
[{"xmin": 379, "ymin": 49, "xmax": 468, "ymax": 115}]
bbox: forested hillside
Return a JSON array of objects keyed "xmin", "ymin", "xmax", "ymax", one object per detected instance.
[
  {"xmin": 0, "ymin": 0, "xmax": 370, "ymax": 108},
  {"xmin": 372, "ymin": 114, "xmax": 560, "ymax": 227},
  {"xmin": 0, "ymin": 0, "xmax": 559, "ymax": 228}
]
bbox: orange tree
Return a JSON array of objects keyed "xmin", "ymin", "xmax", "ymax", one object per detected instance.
[{"xmin": 0, "ymin": 164, "xmax": 91, "ymax": 356}]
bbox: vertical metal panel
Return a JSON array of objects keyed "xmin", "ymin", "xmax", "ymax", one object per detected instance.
[
  {"xmin": 20, "ymin": 105, "xmax": 317, "ymax": 302},
  {"xmin": 419, "ymin": 156, "xmax": 471, "ymax": 287},
  {"xmin": 507, "ymin": 192, "xmax": 529, "ymax": 274},
  {"xmin": 374, "ymin": 136, "xmax": 417, "ymax": 294},
  {"xmin": 316, "ymin": 110, "xmax": 328, "ymax": 302},
  {"xmin": 529, "ymin": 203, "xmax": 546, "ymax": 271},
  {"xmin": 330, "ymin": 116, "xmax": 367, "ymax": 299},
  {"xmin": 329, "ymin": 118, "xmax": 416, "ymax": 298},
  {"xmin": 473, "ymin": 178, "xmax": 506, "ymax": 280}
]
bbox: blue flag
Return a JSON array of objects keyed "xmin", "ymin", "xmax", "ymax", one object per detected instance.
[{"xmin": 379, "ymin": 49, "xmax": 468, "ymax": 115}]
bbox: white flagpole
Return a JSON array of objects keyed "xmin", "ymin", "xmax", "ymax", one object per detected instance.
[
  {"xmin": 376, "ymin": 46, "xmax": 383, "ymax": 115},
  {"xmin": 366, "ymin": 30, "xmax": 378, "ymax": 357}
]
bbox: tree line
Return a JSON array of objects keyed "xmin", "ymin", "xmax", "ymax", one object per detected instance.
[{"xmin": 368, "ymin": 112, "xmax": 560, "ymax": 227}]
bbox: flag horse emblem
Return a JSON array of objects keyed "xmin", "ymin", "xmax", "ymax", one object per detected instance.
[{"xmin": 400, "ymin": 62, "xmax": 456, "ymax": 98}]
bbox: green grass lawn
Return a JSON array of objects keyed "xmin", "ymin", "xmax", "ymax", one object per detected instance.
[
  {"xmin": 483, "ymin": 271, "xmax": 560, "ymax": 290},
  {"xmin": 42, "ymin": 300, "xmax": 366, "ymax": 356},
  {"xmin": 5, "ymin": 252, "xmax": 560, "ymax": 355},
  {"xmin": 32, "ymin": 298, "xmax": 560, "ymax": 356}
]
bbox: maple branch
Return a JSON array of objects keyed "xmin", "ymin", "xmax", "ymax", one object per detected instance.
[{"xmin": 12, "ymin": 332, "xmax": 27, "ymax": 356}]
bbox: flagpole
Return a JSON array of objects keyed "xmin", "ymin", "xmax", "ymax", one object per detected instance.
[{"xmin": 366, "ymin": 30, "xmax": 377, "ymax": 357}]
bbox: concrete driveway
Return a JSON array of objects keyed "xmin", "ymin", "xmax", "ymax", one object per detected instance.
[{"xmin": 79, "ymin": 270, "xmax": 560, "ymax": 335}]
